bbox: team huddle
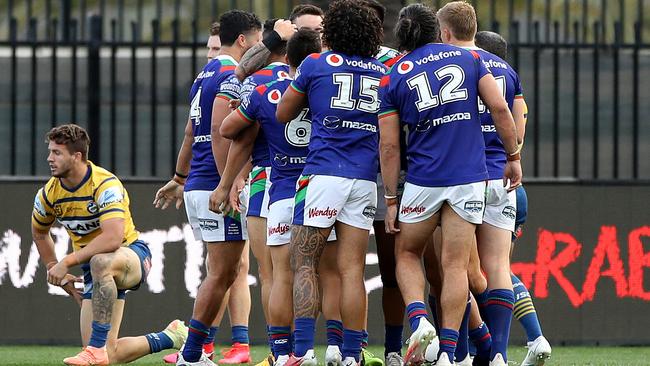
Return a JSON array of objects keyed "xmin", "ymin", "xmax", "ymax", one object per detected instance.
[{"xmin": 31, "ymin": 1, "xmax": 552, "ymax": 366}]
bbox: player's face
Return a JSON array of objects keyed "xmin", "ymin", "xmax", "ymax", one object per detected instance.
[
  {"xmin": 206, "ymin": 35, "xmax": 221, "ymax": 62},
  {"xmin": 47, "ymin": 141, "xmax": 78, "ymax": 178},
  {"xmin": 293, "ymin": 14, "xmax": 323, "ymax": 34}
]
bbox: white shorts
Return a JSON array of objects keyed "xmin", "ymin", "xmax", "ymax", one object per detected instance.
[
  {"xmin": 375, "ymin": 172, "xmax": 406, "ymax": 222},
  {"xmin": 293, "ymin": 175, "xmax": 377, "ymax": 230},
  {"xmin": 247, "ymin": 166, "xmax": 271, "ymax": 218},
  {"xmin": 483, "ymin": 179, "xmax": 517, "ymax": 232},
  {"xmin": 399, "ymin": 181, "xmax": 487, "ymax": 224},
  {"xmin": 184, "ymin": 190, "xmax": 248, "ymax": 242},
  {"xmin": 267, "ymin": 198, "xmax": 337, "ymax": 246}
]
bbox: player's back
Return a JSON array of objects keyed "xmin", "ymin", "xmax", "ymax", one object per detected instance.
[
  {"xmin": 472, "ymin": 48, "xmax": 523, "ymax": 179},
  {"xmin": 380, "ymin": 43, "xmax": 488, "ymax": 187},
  {"xmin": 239, "ymin": 62, "xmax": 290, "ymax": 168},
  {"xmin": 186, "ymin": 55, "xmax": 240, "ymax": 191},
  {"xmin": 290, "ymin": 51, "xmax": 386, "ymax": 181}
]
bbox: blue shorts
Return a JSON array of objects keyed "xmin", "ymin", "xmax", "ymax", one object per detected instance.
[
  {"xmin": 512, "ymin": 186, "xmax": 528, "ymax": 242},
  {"xmin": 82, "ymin": 240, "xmax": 152, "ymax": 300}
]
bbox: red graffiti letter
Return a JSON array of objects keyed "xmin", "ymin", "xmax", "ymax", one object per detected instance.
[
  {"xmin": 628, "ymin": 226, "xmax": 650, "ymax": 300},
  {"xmin": 534, "ymin": 229, "xmax": 583, "ymax": 307},
  {"xmin": 581, "ymin": 226, "xmax": 628, "ymax": 301},
  {"xmin": 510, "ymin": 262, "xmax": 536, "ymax": 288}
]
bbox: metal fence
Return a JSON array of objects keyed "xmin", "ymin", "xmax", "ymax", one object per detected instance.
[{"xmin": 0, "ymin": 0, "xmax": 649, "ymax": 180}]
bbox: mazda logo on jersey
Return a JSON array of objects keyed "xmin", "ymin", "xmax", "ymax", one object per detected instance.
[
  {"xmin": 267, "ymin": 89, "xmax": 282, "ymax": 104},
  {"xmin": 326, "ymin": 54, "xmax": 344, "ymax": 67},
  {"xmin": 397, "ymin": 60, "xmax": 414, "ymax": 74},
  {"xmin": 273, "ymin": 154, "xmax": 289, "ymax": 167},
  {"xmin": 323, "ymin": 116, "xmax": 341, "ymax": 129}
]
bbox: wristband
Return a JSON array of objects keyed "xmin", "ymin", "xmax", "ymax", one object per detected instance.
[
  {"xmin": 173, "ymin": 175, "xmax": 186, "ymax": 185},
  {"xmin": 384, "ymin": 194, "xmax": 398, "ymax": 199},
  {"xmin": 507, "ymin": 152, "xmax": 521, "ymax": 161},
  {"xmin": 175, "ymin": 171, "xmax": 188, "ymax": 179},
  {"xmin": 262, "ymin": 30, "xmax": 283, "ymax": 52}
]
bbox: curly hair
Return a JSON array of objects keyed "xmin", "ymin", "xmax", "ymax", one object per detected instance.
[
  {"xmin": 395, "ymin": 3, "xmax": 440, "ymax": 52},
  {"xmin": 322, "ymin": 0, "xmax": 382, "ymax": 59},
  {"xmin": 45, "ymin": 124, "xmax": 90, "ymax": 160}
]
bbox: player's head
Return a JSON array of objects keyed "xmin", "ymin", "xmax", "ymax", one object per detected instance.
[
  {"xmin": 395, "ymin": 4, "xmax": 440, "ymax": 52},
  {"xmin": 286, "ymin": 29, "xmax": 322, "ymax": 69},
  {"xmin": 206, "ymin": 22, "xmax": 221, "ymax": 61},
  {"xmin": 264, "ymin": 18, "xmax": 288, "ymax": 57},
  {"xmin": 475, "ymin": 30, "xmax": 508, "ymax": 59},
  {"xmin": 289, "ymin": 4, "xmax": 324, "ymax": 33},
  {"xmin": 361, "ymin": 0, "xmax": 386, "ymax": 24},
  {"xmin": 322, "ymin": 0, "xmax": 382, "ymax": 58},
  {"xmin": 437, "ymin": 1, "xmax": 477, "ymax": 44},
  {"xmin": 45, "ymin": 124, "xmax": 90, "ymax": 178},
  {"xmin": 218, "ymin": 10, "xmax": 262, "ymax": 54}
]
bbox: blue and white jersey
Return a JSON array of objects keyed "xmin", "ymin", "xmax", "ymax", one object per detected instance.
[
  {"xmin": 290, "ymin": 51, "xmax": 386, "ymax": 182},
  {"xmin": 379, "ymin": 43, "xmax": 491, "ymax": 187},
  {"xmin": 185, "ymin": 55, "xmax": 240, "ymax": 191}
]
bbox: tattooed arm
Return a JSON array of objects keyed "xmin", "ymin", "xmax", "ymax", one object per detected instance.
[{"xmin": 235, "ymin": 19, "xmax": 296, "ymax": 81}]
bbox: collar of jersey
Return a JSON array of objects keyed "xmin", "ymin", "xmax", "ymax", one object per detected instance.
[
  {"xmin": 464, "ymin": 46, "xmax": 482, "ymax": 51},
  {"xmin": 267, "ymin": 61, "xmax": 288, "ymax": 67},
  {"xmin": 215, "ymin": 54, "xmax": 238, "ymax": 65},
  {"xmin": 60, "ymin": 162, "xmax": 93, "ymax": 193}
]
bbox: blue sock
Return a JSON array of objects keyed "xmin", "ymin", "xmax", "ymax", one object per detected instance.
[
  {"xmin": 267, "ymin": 326, "xmax": 274, "ymax": 353},
  {"xmin": 361, "ymin": 329, "xmax": 369, "ymax": 349},
  {"xmin": 182, "ymin": 319, "xmax": 209, "ymax": 362},
  {"xmin": 205, "ymin": 326, "xmax": 218, "ymax": 345},
  {"xmin": 342, "ymin": 328, "xmax": 363, "ymax": 362},
  {"xmin": 384, "ymin": 324, "xmax": 403, "ymax": 356},
  {"xmin": 427, "ymin": 294, "xmax": 439, "ymax": 330},
  {"xmin": 476, "ymin": 290, "xmax": 489, "ymax": 320},
  {"xmin": 88, "ymin": 321, "xmax": 110, "ymax": 348},
  {"xmin": 438, "ymin": 328, "xmax": 459, "ymax": 362},
  {"xmin": 486, "ymin": 289, "xmax": 514, "ymax": 362},
  {"xmin": 454, "ymin": 296, "xmax": 471, "ymax": 362},
  {"xmin": 145, "ymin": 330, "xmax": 174, "ymax": 353},
  {"xmin": 468, "ymin": 340, "xmax": 477, "ymax": 357},
  {"xmin": 469, "ymin": 322, "xmax": 492, "ymax": 361},
  {"xmin": 231, "ymin": 325, "xmax": 249, "ymax": 344},
  {"xmin": 326, "ymin": 320, "xmax": 344, "ymax": 347},
  {"xmin": 270, "ymin": 326, "xmax": 292, "ymax": 357},
  {"xmin": 512, "ymin": 274, "xmax": 543, "ymax": 342},
  {"xmin": 294, "ymin": 318, "xmax": 315, "ymax": 357},
  {"xmin": 406, "ymin": 301, "xmax": 428, "ymax": 332},
  {"xmin": 290, "ymin": 330, "xmax": 295, "ymax": 353}
]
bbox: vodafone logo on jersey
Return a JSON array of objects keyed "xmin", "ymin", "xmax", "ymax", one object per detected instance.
[
  {"xmin": 326, "ymin": 54, "xmax": 344, "ymax": 67},
  {"xmin": 397, "ymin": 61, "xmax": 414, "ymax": 74},
  {"xmin": 277, "ymin": 70, "xmax": 290, "ymax": 79},
  {"xmin": 268, "ymin": 89, "xmax": 282, "ymax": 104}
]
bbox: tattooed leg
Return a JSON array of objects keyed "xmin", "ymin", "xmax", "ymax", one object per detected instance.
[
  {"xmin": 290, "ymin": 225, "xmax": 331, "ymax": 319},
  {"xmin": 90, "ymin": 254, "xmax": 118, "ymax": 324}
]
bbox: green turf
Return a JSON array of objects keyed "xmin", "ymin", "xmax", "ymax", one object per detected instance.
[{"xmin": 0, "ymin": 345, "xmax": 648, "ymax": 365}]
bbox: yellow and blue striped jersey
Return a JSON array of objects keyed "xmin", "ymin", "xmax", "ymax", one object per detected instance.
[{"xmin": 31, "ymin": 161, "xmax": 139, "ymax": 251}]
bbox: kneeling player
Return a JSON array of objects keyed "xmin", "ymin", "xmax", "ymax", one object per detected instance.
[{"xmin": 32, "ymin": 124, "xmax": 186, "ymax": 366}]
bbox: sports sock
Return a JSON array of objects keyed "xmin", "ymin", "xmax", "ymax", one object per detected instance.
[
  {"xmin": 342, "ymin": 328, "xmax": 363, "ymax": 362},
  {"xmin": 427, "ymin": 294, "xmax": 439, "ymax": 329},
  {"xmin": 384, "ymin": 324, "xmax": 403, "ymax": 356},
  {"xmin": 145, "ymin": 331, "xmax": 174, "ymax": 353},
  {"xmin": 438, "ymin": 328, "xmax": 459, "ymax": 362},
  {"xmin": 88, "ymin": 321, "xmax": 111, "ymax": 348},
  {"xmin": 475, "ymin": 289, "xmax": 489, "ymax": 320},
  {"xmin": 326, "ymin": 320, "xmax": 344, "ymax": 347},
  {"xmin": 183, "ymin": 319, "xmax": 209, "ymax": 362},
  {"xmin": 270, "ymin": 326, "xmax": 292, "ymax": 357},
  {"xmin": 294, "ymin": 317, "xmax": 315, "ymax": 357},
  {"xmin": 205, "ymin": 326, "xmax": 218, "ymax": 345},
  {"xmin": 469, "ymin": 322, "xmax": 492, "ymax": 361},
  {"xmin": 486, "ymin": 289, "xmax": 514, "ymax": 362},
  {"xmin": 406, "ymin": 301, "xmax": 428, "ymax": 332},
  {"xmin": 231, "ymin": 325, "xmax": 249, "ymax": 345},
  {"xmin": 454, "ymin": 296, "xmax": 471, "ymax": 362},
  {"xmin": 266, "ymin": 325, "xmax": 274, "ymax": 354},
  {"xmin": 361, "ymin": 329, "xmax": 369, "ymax": 349},
  {"xmin": 512, "ymin": 274, "xmax": 543, "ymax": 342}
]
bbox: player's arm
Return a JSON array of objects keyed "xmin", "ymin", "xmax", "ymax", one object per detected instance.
[
  {"xmin": 478, "ymin": 74, "xmax": 522, "ymax": 188},
  {"xmin": 235, "ymin": 19, "xmax": 296, "ymax": 81},
  {"xmin": 220, "ymin": 107, "xmax": 254, "ymax": 139},
  {"xmin": 211, "ymin": 96, "xmax": 234, "ymax": 175},
  {"xmin": 32, "ymin": 224, "xmax": 57, "ymax": 272},
  {"xmin": 379, "ymin": 113, "xmax": 401, "ymax": 234},
  {"xmin": 154, "ymin": 118, "xmax": 193, "ymax": 210},
  {"xmin": 513, "ymin": 97, "xmax": 527, "ymax": 147},
  {"xmin": 276, "ymin": 87, "xmax": 307, "ymax": 123}
]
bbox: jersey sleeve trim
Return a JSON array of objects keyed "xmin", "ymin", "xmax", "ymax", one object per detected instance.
[
  {"xmin": 93, "ymin": 177, "xmax": 117, "ymax": 196},
  {"xmin": 236, "ymin": 107, "xmax": 255, "ymax": 123},
  {"xmin": 41, "ymin": 188, "xmax": 53, "ymax": 208},
  {"xmin": 216, "ymin": 93, "xmax": 236, "ymax": 101},
  {"xmin": 379, "ymin": 110, "xmax": 398, "ymax": 119},
  {"xmin": 289, "ymin": 82, "xmax": 305, "ymax": 94},
  {"xmin": 515, "ymin": 94, "xmax": 524, "ymax": 99},
  {"xmin": 32, "ymin": 214, "xmax": 54, "ymax": 228}
]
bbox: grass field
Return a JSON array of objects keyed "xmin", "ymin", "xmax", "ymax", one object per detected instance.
[{"xmin": 1, "ymin": 345, "xmax": 649, "ymax": 366}]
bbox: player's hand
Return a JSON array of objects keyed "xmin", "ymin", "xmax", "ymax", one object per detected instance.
[
  {"xmin": 274, "ymin": 19, "xmax": 297, "ymax": 41},
  {"xmin": 229, "ymin": 177, "xmax": 247, "ymax": 213},
  {"xmin": 47, "ymin": 261, "xmax": 68, "ymax": 286},
  {"xmin": 153, "ymin": 179, "xmax": 184, "ymax": 210},
  {"xmin": 229, "ymin": 99, "xmax": 241, "ymax": 111},
  {"xmin": 209, "ymin": 185, "xmax": 231, "ymax": 214},
  {"xmin": 503, "ymin": 160, "xmax": 523, "ymax": 192},
  {"xmin": 384, "ymin": 204, "xmax": 400, "ymax": 234},
  {"xmin": 61, "ymin": 274, "xmax": 83, "ymax": 308}
]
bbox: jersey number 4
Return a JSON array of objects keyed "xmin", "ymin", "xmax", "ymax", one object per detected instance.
[
  {"xmin": 190, "ymin": 87, "xmax": 202, "ymax": 125},
  {"xmin": 330, "ymin": 73, "xmax": 380, "ymax": 113},
  {"xmin": 407, "ymin": 65, "xmax": 468, "ymax": 112}
]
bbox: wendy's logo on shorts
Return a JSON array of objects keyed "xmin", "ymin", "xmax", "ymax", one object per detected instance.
[
  {"xmin": 400, "ymin": 205, "xmax": 425, "ymax": 215},
  {"xmin": 308, "ymin": 206, "xmax": 338, "ymax": 219},
  {"xmin": 268, "ymin": 223, "xmax": 290, "ymax": 236},
  {"xmin": 464, "ymin": 201, "xmax": 484, "ymax": 213}
]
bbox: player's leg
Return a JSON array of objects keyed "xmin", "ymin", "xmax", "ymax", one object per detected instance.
[
  {"xmin": 423, "ymin": 231, "xmax": 441, "ymax": 364},
  {"xmin": 319, "ymin": 240, "xmax": 344, "ymax": 366},
  {"xmin": 466, "ymin": 242, "xmax": 491, "ymax": 364},
  {"xmin": 248, "ymin": 215, "xmax": 274, "ymax": 357}
]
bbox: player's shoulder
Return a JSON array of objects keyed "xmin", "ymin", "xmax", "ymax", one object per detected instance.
[
  {"xmin": 40, "ymin": 177, "xmax": 59, "ymax": 205},
  {"xmin": 89, "ymin": 162, "xmax": 122, "ymax": 191}
]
